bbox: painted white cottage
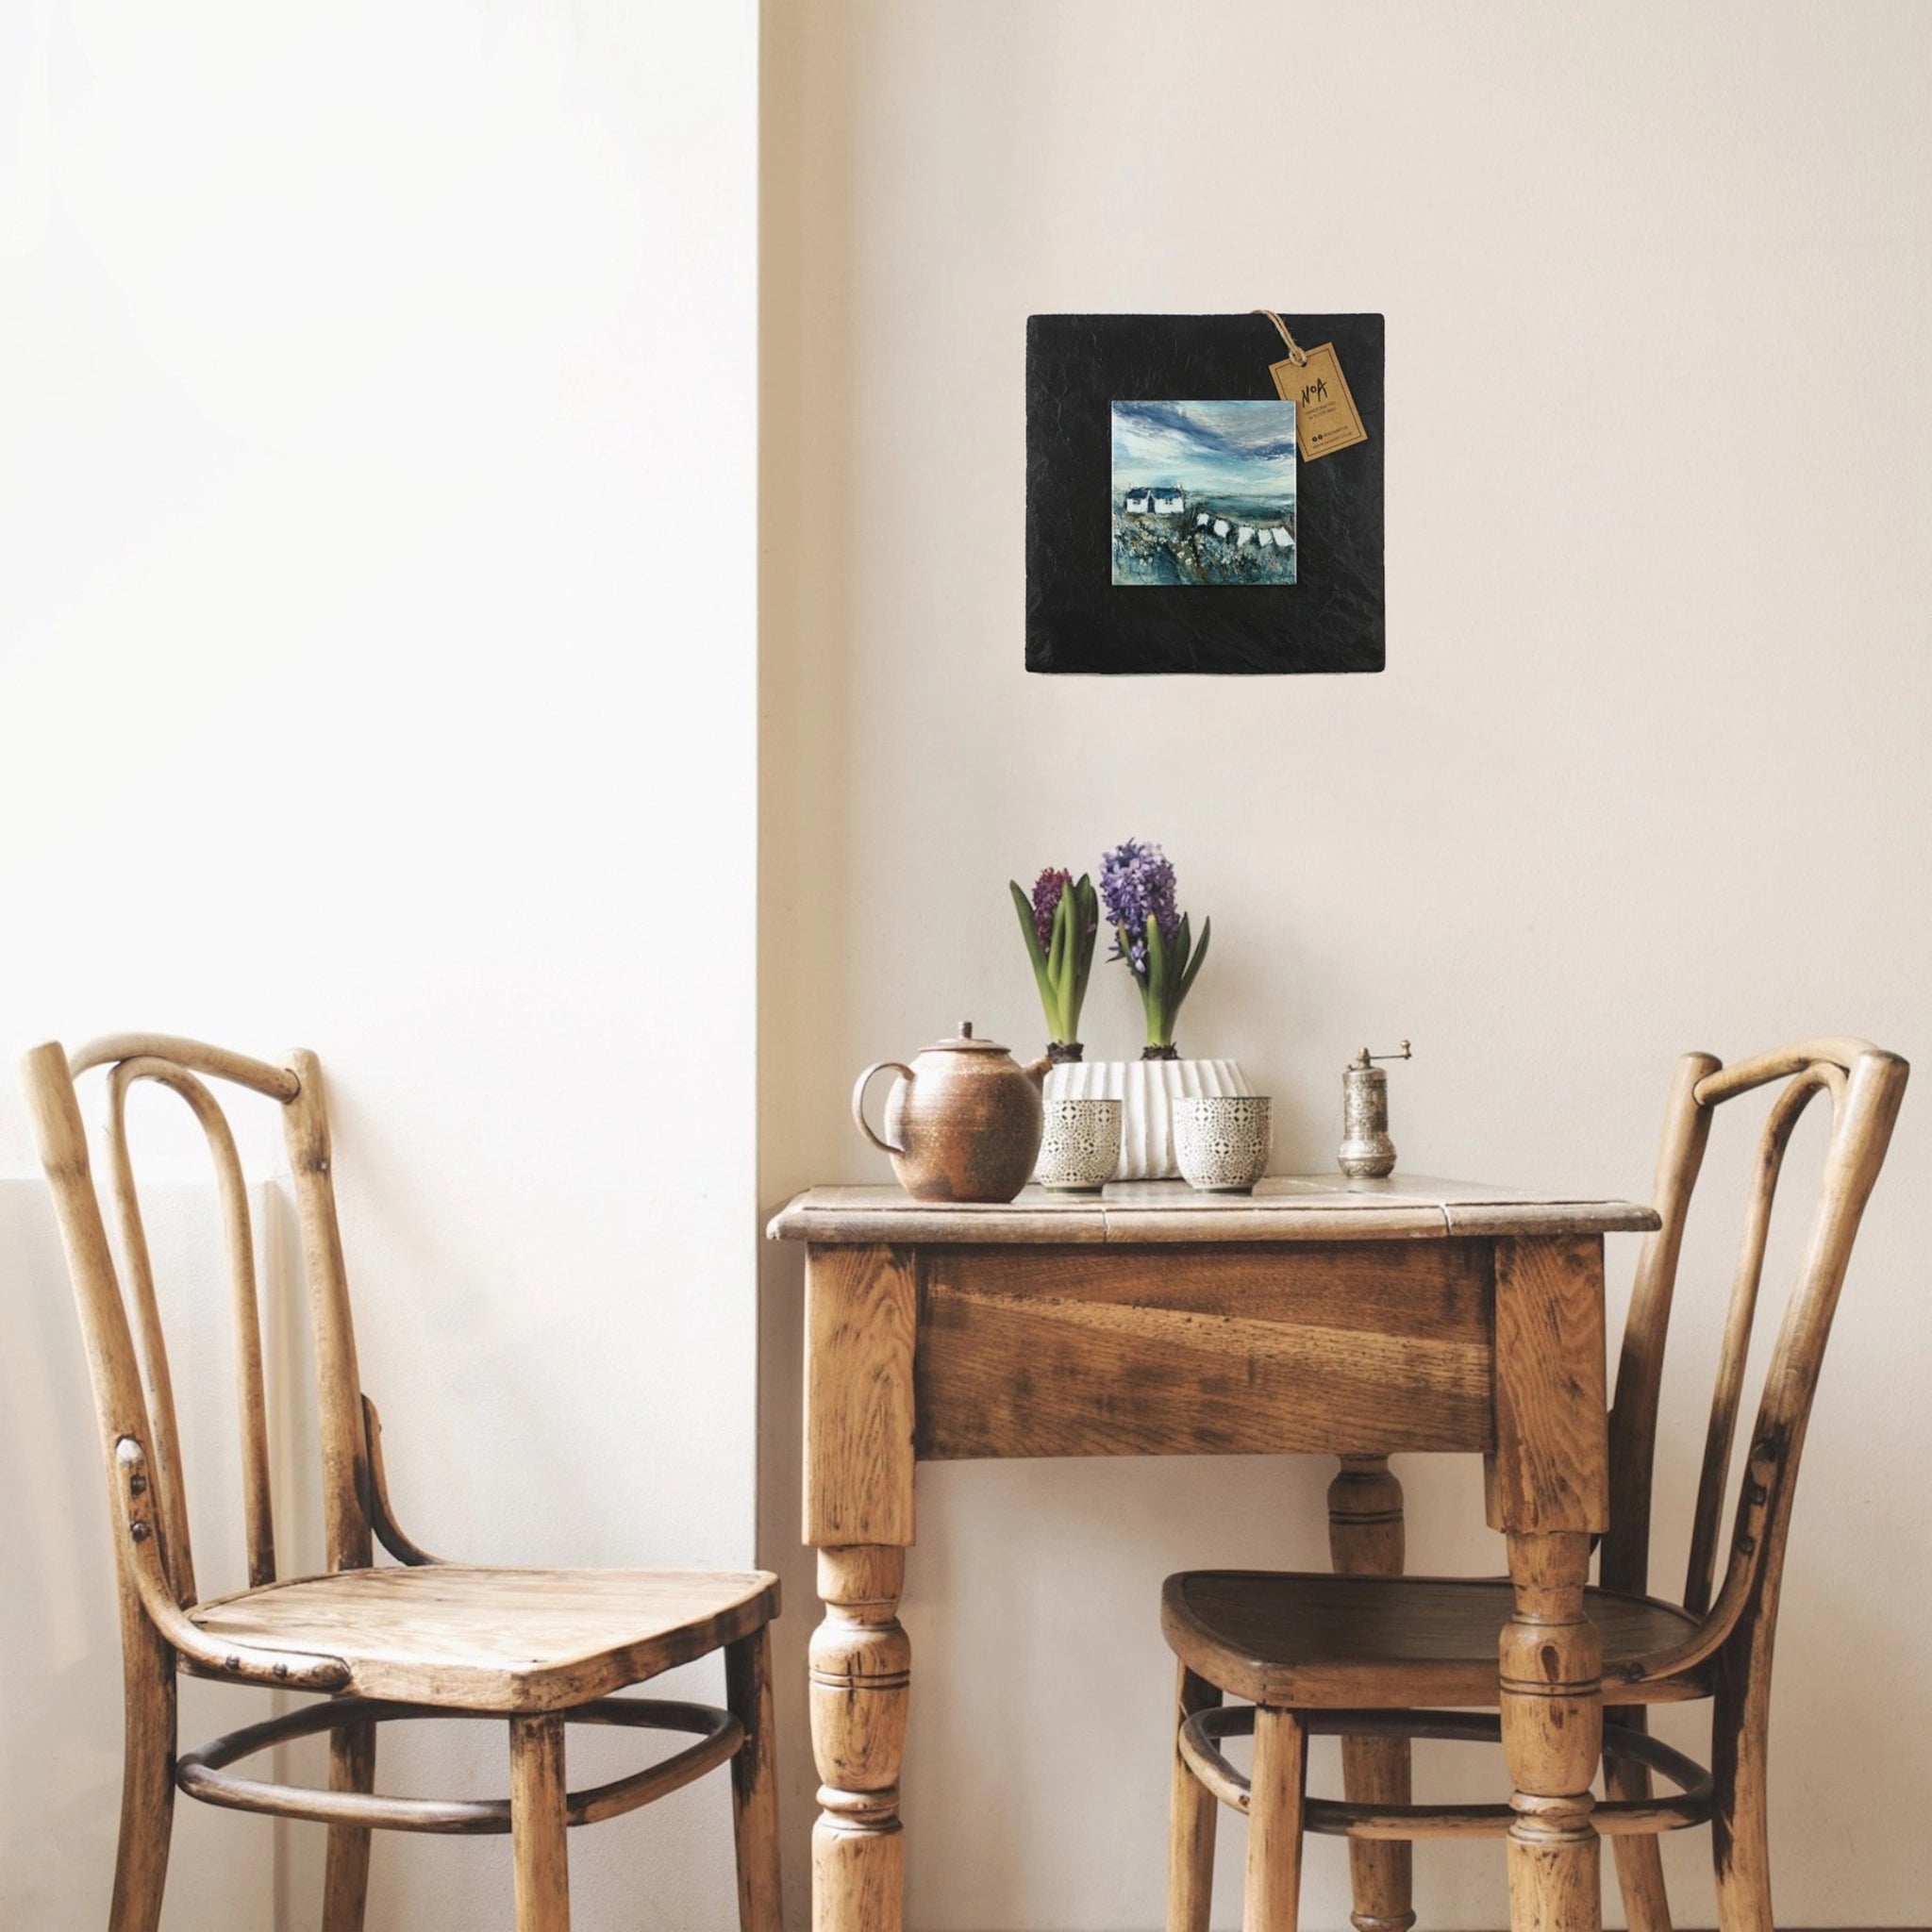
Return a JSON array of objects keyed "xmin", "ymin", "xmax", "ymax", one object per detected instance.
[
  {"xmin": 1123, "ymin": 488, "xmax": 1153, "ymax": 514},
  {"xmin": 1152, "ymin": 488, "xmax": 1185, "ymax": 514}
]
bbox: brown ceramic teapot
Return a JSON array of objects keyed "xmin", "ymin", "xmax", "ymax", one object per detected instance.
[{"xmin": 853, "ymin": 1022, "xmax": 1051, "ymax": 1203}]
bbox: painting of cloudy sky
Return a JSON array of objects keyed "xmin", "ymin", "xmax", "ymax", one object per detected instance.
[{"xmin": 1111, "ymin": 399, "xmax": 1297, "ymax": 587}]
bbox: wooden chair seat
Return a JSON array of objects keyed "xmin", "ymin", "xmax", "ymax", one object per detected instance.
[
  {"xmin": 188, "ymin": 1565, "xmax": 780, "ymax": 1712},
  {"xmin": 1162, "ymin": 1572, "xmax": 1707, "ymax": 1709}
]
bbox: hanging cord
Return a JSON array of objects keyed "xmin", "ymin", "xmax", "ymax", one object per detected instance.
[{"xmin": 1252, "ymin": 309, "xmax": 1307, "ymax": 367}]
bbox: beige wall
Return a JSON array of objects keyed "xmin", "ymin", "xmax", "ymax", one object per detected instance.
[
  {"xmin": 760, "ymin": 4, "xmax": 1932, "ymax": 1926},
  {"xmin": 1, "ymin": 3, "xmax": 758, "ymax": 1925}
]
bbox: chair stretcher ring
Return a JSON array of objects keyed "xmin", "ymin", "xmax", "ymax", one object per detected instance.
[
  {"xmin": 175, "ymin": 1694, "xmax": 744, "ymax": 1835},
  {"xmin": 1177, "ymin": 1706, "xmax": 1713, "ymax": 1840}
]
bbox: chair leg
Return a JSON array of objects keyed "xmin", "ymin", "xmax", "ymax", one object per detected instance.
[
  {"xmin": 725, "ymin": 1627, "xmax": 784, "ymax": 1931},
  {"xmin": 1712, "ymin": 1662, "xmax": 1774, "ymax": 1932},
  {"xmin": 322, "ymin": 1715, "xmax": 377, "ymax": 1931},
  {"xmin": 1606, "ymin": 1708, "xmax": 1673, "ymax": 1932},
  {"xmin": 1168, "ymin": 1666, "xmax": 1221, "ymax": 1932},
  {"xmin": 510, "ymin": 1714, "xmax": 572, "ymax": 1931},
  {"xmin": 1338, "ymin": 1732, "xmax": 1414, "ymax": 1932},
  {"xmin": 1713, "ymin": 1765, "xmax": 1773, "ymax": 1932},
  {"xmin": 108, "ymin": 1619, "xmax": 175, "ymax": 1932},
  {"xmin": 1243, "ymin": 1707, "xmax": 1307, "ymax": 1932}
]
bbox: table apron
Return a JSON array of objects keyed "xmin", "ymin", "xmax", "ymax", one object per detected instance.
[{"xmin": 912, "ymin": 1239, "xmax": 1497, "ymax": 1461}]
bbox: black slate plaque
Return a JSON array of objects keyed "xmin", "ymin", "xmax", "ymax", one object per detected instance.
[{"xmin": 1025, "ymin": 312, "xmax": 1385, "ymax": 675}]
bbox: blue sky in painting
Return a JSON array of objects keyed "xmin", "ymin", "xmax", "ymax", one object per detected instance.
[{"xmin": 1111, "ymin": 399, "xmax": 1297, "ymax": 500}]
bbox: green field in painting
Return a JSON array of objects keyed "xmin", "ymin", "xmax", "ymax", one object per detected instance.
[{"xmin": 1112, "ymin": 494, "xmax": 1297, "ymax": 587}]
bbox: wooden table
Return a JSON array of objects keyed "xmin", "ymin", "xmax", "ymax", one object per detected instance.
[{"xmin": 769, "ymin": 1175, "xmax": 1658, "ymax": 1932}]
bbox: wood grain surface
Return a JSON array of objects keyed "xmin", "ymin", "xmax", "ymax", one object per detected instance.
[
  {"xmin": 1485, "ymin": 1238, "xmax": 1609, "ymax": 1536},
  {"xmin": 771, "ymin": 1176, "xmax": 1657, "ymax": 1246},
  {"xmin": 187, "ymin": 1566, "xmax": 779, "ymax": 1712},
  {"xmin": 915, "ymin": 1241, "xmax": 1495, "ymax": 1460},
  {"xmin": 804, "ymin": 1245, "xmax": 917, "ymax": 1546}
]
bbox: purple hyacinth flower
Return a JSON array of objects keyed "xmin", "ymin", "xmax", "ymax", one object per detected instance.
[
  {"xmin": 1099, "ymin": 840, "xmax": 1180, "ymax": 978},
  {"xmin": 1030, "ymin": 868, "xmax": 1074, "ymax": 951}
]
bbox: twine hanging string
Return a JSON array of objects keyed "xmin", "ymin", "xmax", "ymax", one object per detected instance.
[{"xmin": 1253, "ymin": 308, "xmax": 1307, "ymax": 367}]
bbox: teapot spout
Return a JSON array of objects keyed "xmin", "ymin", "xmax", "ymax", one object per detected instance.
[{"xmin": 1021, "ymin": 1054, "xmax": 1053, "ymax": 1090}]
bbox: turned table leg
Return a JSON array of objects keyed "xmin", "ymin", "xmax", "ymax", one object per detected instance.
[
  {"xmin": 1501, "ymin": 1531, "xmax": 1603, "ymax": 1932},
  {"xmin": 802, "ymin": 1244, "xmax": 918, "ymax": 1932},
  {"xmin": 809, "ymin": 1546, "xmax": 910, "ymax": 1932},
  {"xmin": 1488, "ymin": 1234, "xmax": 1611, "ymax": 1932},
  {"xmin": 1329, "ymin": 1455, "xmax": 1415, "ymax": 1932}
]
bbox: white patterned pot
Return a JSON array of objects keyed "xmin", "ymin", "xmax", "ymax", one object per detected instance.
[
  {"xmin": 1036, "ymin": 1097, "xmax": 1124, "ymax": 1191},
  {"xmin": 1041, "ymin": 1058, "xmax": 1253, "ymax": 1181},
  {"xmin": 1175, "ymin": 1093, "xmax": 1274, "ymax": 1192}
]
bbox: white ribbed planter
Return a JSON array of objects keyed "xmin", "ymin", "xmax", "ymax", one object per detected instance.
[{"xmin": 1041, "ymin": 1058, "xmax": 1253, "ymax": 1181}]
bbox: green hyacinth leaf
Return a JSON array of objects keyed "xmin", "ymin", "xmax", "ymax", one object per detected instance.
[
  {"xmin": 1176, "ymin": 915, "xmax": 1212, "ymax": 1004},
  {"xmin": 1159, "ymin": 913, "xmax": 1193, "ymax": 1034},
  {"xmin": 1142, "ymin": 914, "xmax": 1174, "ymax": 1044},
  {"xmin": 1010, "ymin": 881, "xmax": 1047, "ymax": 967},
  {"xmin": 1011, "ymin": 880, "xmax": 1056, "ymax": 1022},
  {"xmin": 1168, "ymin": 912, "xmax": 1191, "ymax": 986},
  {"xmin": 1068, "ymin": 875, "xmax": 1097, "ymax": 1024},
  {"xmin": 1047, "ymin": 891, "xmax": 1074, "ymax": 1037}
]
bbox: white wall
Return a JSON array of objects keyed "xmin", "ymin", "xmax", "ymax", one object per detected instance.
[
  {"xmin": 0, "ymin": 2, "xmax": 759, "ymax": 1926},
  {"xmin": 759, "ymin": 4, "xmax": 1932, "ymax": 1928}
]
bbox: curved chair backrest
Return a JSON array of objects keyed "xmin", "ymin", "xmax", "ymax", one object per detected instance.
[
  {"xmin": 1602, "ymin": 1039, "xmax": 1907, "ymax": 1661},
  {"xmin": 21, "ymin": 1037, "xmax": 373, "ymax": 1614}
]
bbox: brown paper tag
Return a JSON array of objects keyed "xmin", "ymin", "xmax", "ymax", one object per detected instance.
[{"xmin": 1270, "ymin": 342, "xmax": 1368, "ymax": 460}]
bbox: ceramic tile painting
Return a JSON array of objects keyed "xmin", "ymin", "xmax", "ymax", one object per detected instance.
[
  {"xmin": 1110, "ymin": 400, "xmax": 1297, "ymax": 587},
  {"xmin": 1026, "ymin": 313, "xmax": 1383, "ymax": 674}
]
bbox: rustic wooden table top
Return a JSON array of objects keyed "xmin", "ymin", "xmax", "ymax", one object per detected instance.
[{"xmin": 768, "ymin": 1174, "xmax": 1659, "ymax": 1245}]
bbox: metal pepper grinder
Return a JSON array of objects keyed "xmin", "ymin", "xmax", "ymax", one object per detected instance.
[{"xmin": 1339, "ymin": 1041, "xmax": 1411, "ymax": 1177}]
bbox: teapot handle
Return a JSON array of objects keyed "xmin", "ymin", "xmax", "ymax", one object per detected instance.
[{"xmin": 852, "ymin": 1061, "xmax": 914, "ymax": 1156}]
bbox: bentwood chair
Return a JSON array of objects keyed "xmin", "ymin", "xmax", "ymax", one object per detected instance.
[
  {"xmin": 1161, "ymin": 1038, "xmax": 1907, "ymax": 1932},
  {"xmin": 23, "ymin": 1036, "xmax": 782, "ymax": 1932}
]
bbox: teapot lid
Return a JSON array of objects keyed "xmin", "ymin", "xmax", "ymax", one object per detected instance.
[{"xmin": 929, "ymin": 1020, "xmax": 1009, "ymax": 1054}]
